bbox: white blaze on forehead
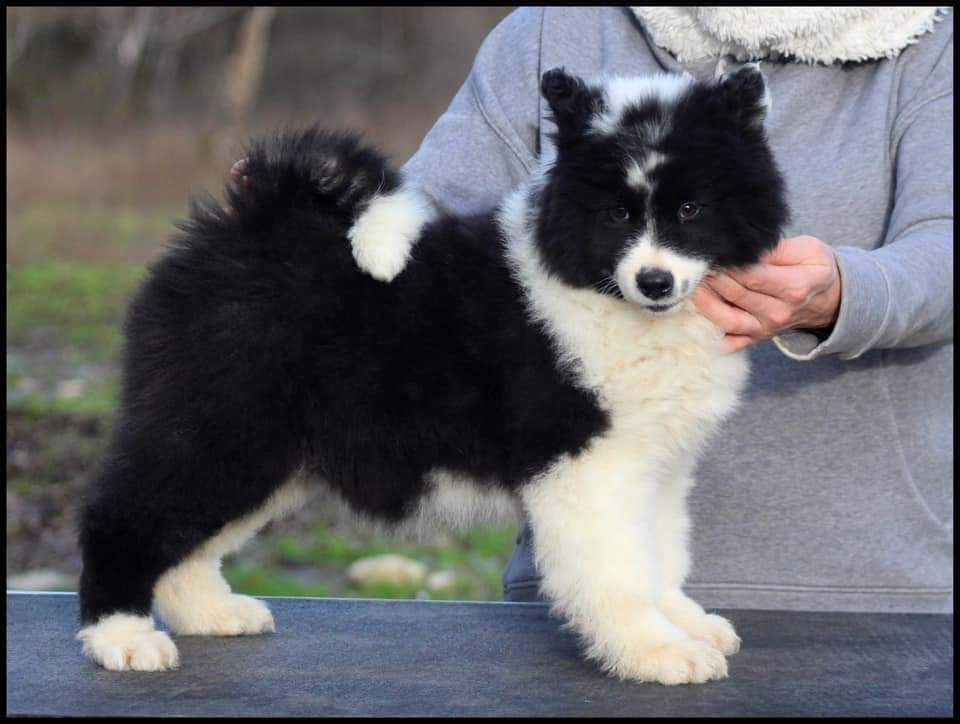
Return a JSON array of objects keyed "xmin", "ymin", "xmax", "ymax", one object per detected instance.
[
  {"xmin": 615, "ymin": 234, "xmax": 710, "ymax": 307},
  {"xmin": 625, "ymin": 151, "xmax": 668, "ymax": 191},
  {"xmin": 591, "ymin": 73, "xmax": 694, "ymax": 136}
]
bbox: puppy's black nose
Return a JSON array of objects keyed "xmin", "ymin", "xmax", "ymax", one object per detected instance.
[{"xmin": 636, "ymin": 268, "xmax": 674, "ymax": 300}]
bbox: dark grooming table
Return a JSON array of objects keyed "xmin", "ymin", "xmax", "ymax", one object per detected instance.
[{"xmin": 5, "ymin": 592, "xmax": 953, "ymax": 717}]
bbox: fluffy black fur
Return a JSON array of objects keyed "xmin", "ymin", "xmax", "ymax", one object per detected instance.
[
  {"xmin": 79, "ymin": 67, "xmax": 788, "ymax": 626},
  {"xmin": 78, "ymin": 129, "xmax": 608, "ymax": 623}
]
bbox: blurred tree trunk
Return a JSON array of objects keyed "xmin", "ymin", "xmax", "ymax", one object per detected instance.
[
  {"xmin": 221, "ymin": 7, "xmax": 276, "ymax": 146},
  {"xmin": 110, "ymin": 7, "xmax": 156, "ymax": 113},
  {"xmin": 149, "ymin": 8, "xmax": 244, "ymax": 116},
  {"xmin": 6, "ymin": 7, "xmax": 35, "ymax": 75}
]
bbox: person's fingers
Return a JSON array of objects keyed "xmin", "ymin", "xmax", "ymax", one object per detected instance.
[
  {"xmin": 705, "ymin": 272, "xmax": 797, "ymax": 331},
  {"xmin": 723, "ymin": 264, "xmax": 803, "ymax": 300},
  {"xmin": 724, "ymin": 334, "xmax": 755, "ymax": 353},
  {"xmin": 703, "ymin": 271, "xmax": 775, "ymax": 312},
  {"xmin": 692, "ymin": 283, "xmax": 764, "ymax": 337},
  {"xmin": 760, "ymin": 235, "xmax": 822, "ymax": 266}
]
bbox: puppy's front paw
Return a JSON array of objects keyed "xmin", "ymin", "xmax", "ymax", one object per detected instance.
[
  {"xmin": 681, "ymin": 612, "xmax": 741, "ymax": 656},
  {"xmin": 660, "ymin": 590, "xmax": 741, "ymax": 656},
  {"xmin": 611, "ymin": 639, "xmax": 728, "ymax": 685}
]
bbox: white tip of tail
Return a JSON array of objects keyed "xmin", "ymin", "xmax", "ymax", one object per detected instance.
[{"xmin": 348, "ymin": 188, "xmax": 434, "ymax": 282}]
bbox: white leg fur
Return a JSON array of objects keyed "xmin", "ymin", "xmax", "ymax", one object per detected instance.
[
  {"xmin": 77, "ymin": 613, "xmax": 179, "ymax": 671},
  {"xmin": 655, "ymin": 471, "xmax": 696, "ymax": 590},
  {"xmin": 660, "ymin": 588, "xmax": 741, "ymax": 656},
  {"xmin": 656, "ymin": 471, "xmax": 741, "ymax": 655},
  {"xmin": 348, "ymin": 187, "xmax": 434, "ymax": 282},
  {"xmin": 521, "ymin": 438, "xmax": 727, "ymax": 685},
  {"xmin": 152, "ymin": 480, "xmax": 309, "ymax": 637},
  {"xmin": 153, "ymin": 559, "xmax": 275, "ymax": 636}
]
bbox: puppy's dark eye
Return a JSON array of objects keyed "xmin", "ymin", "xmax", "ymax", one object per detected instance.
[
  {"xmin": 678, "ymin": 201, "xmax": 702, "ymax": 222},
  {"xmin": 608, "ymin": 206, "xmax": 630, "ymax": 223}
]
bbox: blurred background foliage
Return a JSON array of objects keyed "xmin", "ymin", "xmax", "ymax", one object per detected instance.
[{"xmin": 6, "ymin": 6, "xmax": 519, "ymax": 601}]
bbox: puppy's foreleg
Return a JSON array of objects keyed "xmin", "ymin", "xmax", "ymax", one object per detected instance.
[
  {"xmin": 655, "ymin": 470, "xmax": 740, "ymax": 655},
  {"xmin": 521, "ymin": 440, "xmax": 727, "ymax": 685}
]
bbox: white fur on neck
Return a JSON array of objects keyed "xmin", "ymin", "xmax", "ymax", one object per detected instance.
[{"xmin": 631, "ymin": 7, "xmax": 949, "ymax": 65}]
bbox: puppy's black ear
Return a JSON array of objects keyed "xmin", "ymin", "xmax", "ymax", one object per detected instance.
[
  {"xmin": 541, "ymin": 67, "xmax": 602, "ymax": 140},
  {"xmin": 715, "ymin": 58, "xmax": 771, "ymax": 129}
]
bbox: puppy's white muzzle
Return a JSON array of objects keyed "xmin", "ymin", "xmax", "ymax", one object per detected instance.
[{"xmin": 615, "ymin": 236, "xmax": 709, "ymax": 312}]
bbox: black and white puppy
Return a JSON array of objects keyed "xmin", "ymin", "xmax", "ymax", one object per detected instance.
[{"xmin": 78, "ymin": 62, "xmax": 787, "ymax": 684}]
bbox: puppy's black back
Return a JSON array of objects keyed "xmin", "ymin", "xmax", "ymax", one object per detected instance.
[{"xmin": 79, "ymin": 129, "xmax": 606, "ymax": 623}]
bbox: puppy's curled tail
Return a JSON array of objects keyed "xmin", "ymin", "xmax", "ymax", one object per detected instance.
[
  {"xmin": 203, "ymin": 127, "xmax": 433, "ymax": 282},
  {"xmin": 230, "ymin": 127, "xmax": 400, "ymax": 224}
]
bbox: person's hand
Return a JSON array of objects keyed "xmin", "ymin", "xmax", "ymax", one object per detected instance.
[{"xmin": 692, "ymin": 235, "xmax": 842, "ymax": 353}]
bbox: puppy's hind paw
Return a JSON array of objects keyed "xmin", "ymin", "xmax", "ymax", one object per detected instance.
[
  {"xmin": 77, "ymin": 613, "xmax": 179, "ymax": 672},
  {"xmin": 206, "ymin": 594, "xmax": 276, "ymax": 636},
  {"xmin": 160, "ymin": 593, "xmax": 275, "ymax": 637}
]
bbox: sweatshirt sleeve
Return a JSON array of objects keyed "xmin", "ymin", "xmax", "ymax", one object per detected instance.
[
  {"xmin": 773, "ymin": 37, "xmax": 954, "ymax": 361},
  {"xmin": 400, "ymin": 8, "xmax": 544, "ymax": 216}
]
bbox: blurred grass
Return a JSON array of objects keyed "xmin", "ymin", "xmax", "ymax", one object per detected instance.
[
  {"xmin": 7, "ymin": 260, "xmax": 145, "ymax": 360},
  {"xmin": 7, "ymin": 201, "xmax": 178, "ymax": 265},
  {"xmin": 7, "ymin": 196, "xmax": 518, "ymax": 600},
  {"xmin": 6, "ymin": 259, "xmax": 141, "ymax": 418},
  {"xmin": 7, "ymin": 381, "xmax": 119, "ymax": 418},
  {"xmin": 223, "ymin": 524, "xmax": 517, "ymax": 600}
]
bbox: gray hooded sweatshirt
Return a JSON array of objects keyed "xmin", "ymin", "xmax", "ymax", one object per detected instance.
[{"xmin": 402, "ymin": 7, "xmax": 953, "ymax": 613}]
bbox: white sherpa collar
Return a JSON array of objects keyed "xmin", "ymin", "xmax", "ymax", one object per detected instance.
[{"xmin": 630, "ymin": 7, "xmax": 950, "ymax": 65}]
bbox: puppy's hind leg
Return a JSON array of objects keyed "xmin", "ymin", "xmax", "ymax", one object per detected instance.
[
  {"xmin": 153, "ymin": 479, "xmax": 310, "ymax": 637},
  {"xmin": 655, "ymin": 469, "xmax": 741, "ymax": 656},
  {"xmin": 78, "ymin": 432, "xmax": 304, "ymax": 671},
  {"xmin": 78, "ymin": 453, "xmax": 186, "ymax": 672}
]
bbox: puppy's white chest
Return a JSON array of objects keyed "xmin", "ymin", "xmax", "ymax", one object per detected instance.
[
  {"xmin": 550, "ymin": 298, "xmax": 748, "ymax": 455},
  {"xmin": 504, "ymin": 225, "xmax": 748, "ymax": 457}
]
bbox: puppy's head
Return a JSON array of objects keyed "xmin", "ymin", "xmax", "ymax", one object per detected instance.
[{"xmin": 535, "ymin": 62, "xmax": 788, "ymax": 313}]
